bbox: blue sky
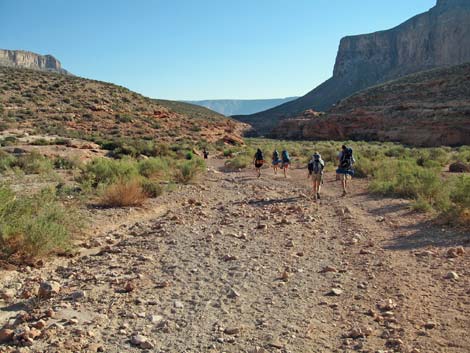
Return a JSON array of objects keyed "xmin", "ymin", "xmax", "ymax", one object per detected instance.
[{"xmin": 1, "ymin": 0, "xmax": 436, "ymax": 100}]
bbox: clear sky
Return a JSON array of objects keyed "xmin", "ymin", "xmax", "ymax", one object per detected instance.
[{"xmin": 1, "ymin": 0, "xmax": 436, "ymax": 100}]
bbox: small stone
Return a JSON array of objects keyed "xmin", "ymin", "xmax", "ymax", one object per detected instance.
[
  {"xmin": 327, "ymin": 288, "xmax": 343, "ymax": 296},
  {"xmin": 257, "ymin": 224, "xmax": 268, "ymax": 230},
  {"xmin": 140, "ymin": 341, "xmax": 154, "ymax": 349},
  {"xmin": 268, "ymin": 337, "xmax": 284, "ymax": 349},
  {"xmin": 38, "ymin": 281, "xmax": 61, "ymax": 299},
  {"xmin": 280, "ymin": 271, "xmax": 289, "ymax": 282},
  {"xmin": 33, "ymin": 320, "xmax": 46, "ymax": 329},
  {"xmin": 227, "ymin": 288, "xmax": 240, "ymax": 299},
  {"xmin": 424, "ymin": 322, "xmax": 436, "ymax": 329},
  {"xmin": 68, "ymin": 318, "xmax": 79, "ymax": 325},
  {"xmin": 174, "ymin": 300, "xmax": 184, "ymax": 309},
  {"xmin": 131, "ymin": 334, "xmax": 147, "ymax": 346},
  {"xmin": 0, "ymin": 328, "xmax": 14, "ymax": 343},
  {"xmin": 249, "ymin": 347, "xmax": 268, "ymax": 353},
  {"xmin": 378, "ymin": 299, "xmax": 397, "ymax": 311},
  {"xmin": 445, "ymin": 271, "xmax": 459, "ymax": 280},
  {"xmin": 149, "ymin": 314, "xmax": 164, "ymax": 324},
  {"xmin": 320, "ymin": 266, "xmax": 338, "ymax": 273},
  {"xmin": 70, "ymin": 290, "xmax": 86, "ymax": 300},
  {"xmin": 224, "ymin": 327, "xmax": 240, "ymax": 335},
  {"xmin": 124, "ymin": 281, "xmax": 135, "ymax": 292},
  {"xmin": 447, "ymin": 247, "xmax": 465, "ymax": 258}
]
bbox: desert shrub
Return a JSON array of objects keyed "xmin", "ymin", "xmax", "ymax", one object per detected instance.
[
  {"xmin": 100, "ymin": 178, "xmax": 148, "ymax": 207},
  {"xmin": 53, "ymin": 156, "xmax": 82, "ymax": 170},
  {"xmin": 225, "ymin": 152, "xmax": 253, "ymax": 170},
  {"xmin": 31, "ymin": 138, "xmax": 51, "ymax": 146},
  {"xmin": 140, "ymin": 179, "xmax": 163, "ymax": 198},
  {"xmin": 450, "ymin": 175, "xmax": 470, "ymax": 211},
  {"xmin": 369, "ymin": 160, "xmax": 450, "ymax": 212},
  {"xmin": 0, "ymin": 186, "xmax": 78, "ymax": 256},
  {"xmin": 174, "ymin": 158, "xmax": 205, "ymax": 184},
  {"xmin": 79, "ymin": 157, "xmax": 139, "ymax": 187},
  {"xmin": 14, "ymin": 151, "xmax": 53, "ymax": 174},
  {"xmin": 353, "ymin": 156, "xmax": 377, "ymax": 178},
  {"xmin": 138, "ymin": 157, "xmax": 169, "ymax": 180},
  {"xmin": 0, "ymin": 151, "xmax": 16, "ymax": 172}
]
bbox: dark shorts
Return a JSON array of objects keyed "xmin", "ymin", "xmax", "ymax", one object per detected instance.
[
  {"xmin": 255, "ymin": 161, "xmax": 264, "ymax": 169},
  {"xmin": 336, "ymin": 168, "xmax": 354, "ymax": 176}
]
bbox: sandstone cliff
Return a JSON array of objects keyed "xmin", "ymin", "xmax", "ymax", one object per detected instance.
[
  {"xmin": 0, "ymin": 49, "xmax": 70, "ymax": 74},
  {"xmin": 235, "ymin": 0, "xmax": 470, "ymax": 135},
  {"xmin": 271, "ymin": 63, "xmax": 470, "ymax": 147}
]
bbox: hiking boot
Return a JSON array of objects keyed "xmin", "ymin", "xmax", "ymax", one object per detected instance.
[
  {"xmin": 317, "ymin": 193, "xmax": 321, "ymax": 200},
  {"xmin": 342, "ymin": 190, "xmax": 347, "ymax": 197}
]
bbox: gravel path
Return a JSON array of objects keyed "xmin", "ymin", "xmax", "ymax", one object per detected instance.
[{"xmin": 1, "ymin": 159, "xmax": 468, "ymax": 353}]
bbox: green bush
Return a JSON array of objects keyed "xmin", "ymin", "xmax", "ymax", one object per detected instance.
[
  {"xmin": 14, "ymin": 152, "xmax": 54, "ymax": 174},
  {"xmin": 79, "ymin": 157, "xmax": 139, "ymax": 187},
  {"xmin": 0, "ymin": 151, "xmax": 16, "ymax": 173},
  {"xmin": 225, "ymin": 153, "xmax": 253, "ymax": 170},
  {"xmin": 451, "ymin": 175, "xmax": 470, "ymax": 210},
  {"xmin": 174, "ymin": 158, "xmax": 205, "ymax": 184},
  {"xmin": 0, "ymin": 186, "xmax": 79, "ymax": 256},
  {"xmin": 53, "ymin": 156, "xmax": 82, "ymax": 170},
  {"xmin": 138, "ymin": 157, "xmax": 169, "ymax": 180},
  {"xmin": 141, "ymin": 179, "xmax": 163, "ymax": 198},
  {"xmin": 369, "ymin": 160, "xmax": 450, "ymax": 212}
]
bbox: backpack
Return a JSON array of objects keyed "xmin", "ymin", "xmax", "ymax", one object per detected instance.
[
  {"xmin": 308, "ymin": 154, "xmax": 324, "ymax": 175},
  {"xmin": 340, "ymin": 147, "xmax": 353, "ymax": 169},
  {"xmin": 256, "ymin": 150, "xmax": 264, "ymax": 161},
  {"xmin": 281, "ymin": 150, "xmax": 290, "ymax": 162},
  {"xmin": 273, "ymin": 151, "xmax": 279, "ymax": 160}
]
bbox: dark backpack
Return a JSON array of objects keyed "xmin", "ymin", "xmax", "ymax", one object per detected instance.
[
  {"xmin": 308, "ymin": 155, "xmax": 323, "ymax": 175},
  {"xmin": 273, "ymin": 151, "xmax": 279, "ymax": 160},
  {"xmin": 256, "ymin": 150, "xmax": 264, "ymax": 161},
  {"xmin": 340, "ymin": 147, "xmax": 353, "ymax": 169},
  {"xmin": 282, "ymin": 150, "xmax": 290, "ymax": 162}
]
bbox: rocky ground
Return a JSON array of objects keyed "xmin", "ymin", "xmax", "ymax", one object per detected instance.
[{"xmin": 0, "ymin": 159, "xmax": 468, "ymax": 353}]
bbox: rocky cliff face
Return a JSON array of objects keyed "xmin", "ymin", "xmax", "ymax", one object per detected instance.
[
  {"xmin": 0, "ymin": 49, "xmax": 70, "ymax": 74},
  {"xmin": 271, "ymin": 63, "xmax": 470, "ymax": 147},
  {"xmin": 235, "ymin": 0, "xmax": 470, "ymax": 135}
]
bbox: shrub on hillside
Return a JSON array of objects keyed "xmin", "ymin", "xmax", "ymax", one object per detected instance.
[
  {"xmin": 99, "ymin": 178, "xmax": 148, "ymax": 207},
  {"xmin": 0, "ymin": 151, "xmax": 16, "ymax": 172},
  {"xmin": 80, "ymin": 157, "xmax": 138, "ymax": 187},
  {"xmin": 0, "ymin": 186, "xmax": 78, "ymax": 257},
  {"xmin": 174, "ymin": 158, "xmax": 205, "ymax": 184},
  {"xmin": 138, "ymin": 157, "xmax": 169, "ymax": 180},
  {"xmin": 14, "ymin": 151, "xmax": 53, "ymax": 174}
]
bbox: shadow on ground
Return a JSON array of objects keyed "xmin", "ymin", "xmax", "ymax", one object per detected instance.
[{"xmin": 384, "ymin": 220, "xmax": 470, "ymax": 251}]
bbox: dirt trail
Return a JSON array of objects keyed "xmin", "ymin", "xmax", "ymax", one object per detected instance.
[{"xmin": 0, "ymin": 159, "xmax": 468, "ymax": 353}]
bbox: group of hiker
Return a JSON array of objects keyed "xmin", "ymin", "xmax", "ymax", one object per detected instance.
[{"xmin": 253, "ymin": 145, "xmax": 355, "ymax": 200}]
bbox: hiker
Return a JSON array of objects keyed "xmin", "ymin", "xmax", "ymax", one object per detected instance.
[
  {"xmin": 281, "ymin": 149, "xmax": 290, "ymax": 178},
  {"xmin": 253, "ymin": 148, "xmax": 264, "ymax": 178},
  {"xmin": 336, "ymin": 145, "xmax": 355, "ymax": 196},
  {"xmin": 203, "ymin": 148, "xmax": 209, "ymax": 160},
  {"xmin": 272, "ymin": 149, "xmax": 281, "ymax": 175},
  {"xmin": 308, "ymin": 152, "xmax": 325, "ymax": 201}
]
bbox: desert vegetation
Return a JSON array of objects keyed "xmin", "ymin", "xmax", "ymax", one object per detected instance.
[
  {"xmin": 227, "ymin": 139, "xmax": 470, "ymax": 225},
  {"xmin": 0, "ymin": 136, "xmax": 207, "ymax": 259}
]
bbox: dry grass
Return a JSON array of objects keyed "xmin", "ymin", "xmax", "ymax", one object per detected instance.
[{"xmin": 100, "ymin": 178, "xmax": 148, "ymax": 207}]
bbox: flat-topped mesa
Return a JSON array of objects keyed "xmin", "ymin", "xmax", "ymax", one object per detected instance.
[{"xmin": 0, "ymin": 49, "xmax": 70, "ymax": 74}]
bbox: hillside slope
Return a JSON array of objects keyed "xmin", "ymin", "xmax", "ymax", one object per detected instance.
[
  {"xmin": 235, "ymin": 0, "xmax": 470, "ymax": 135},
  {"xmin": 186, "ymin": 97, "xmax": 298, "ymax": 116},
  {"xmin": 271, "ymin": 63, "xmax": 470, "ymax": 146},
  {"xmin": 0, "ymin": 67, "xmax": 246, "ymax": 144}
]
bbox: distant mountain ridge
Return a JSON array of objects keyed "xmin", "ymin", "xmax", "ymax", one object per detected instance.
[
  {"xmin": 0, "ymin": 49, "xmax": 70, "ymax": 74},
  {"xmin": 186, "ymin": 97, "xmax": 298, "ymax": 116},
  {"xmin": 235, "ymin": 0, "xmax": 470, "ymax": 135}
]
